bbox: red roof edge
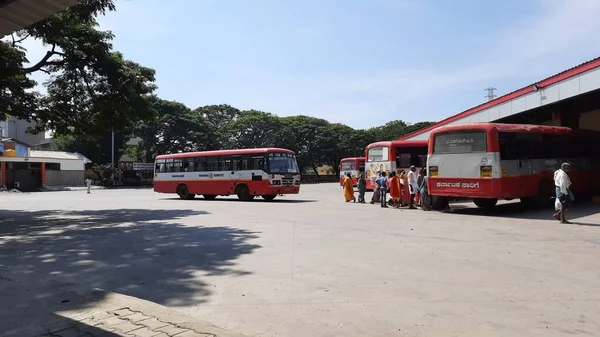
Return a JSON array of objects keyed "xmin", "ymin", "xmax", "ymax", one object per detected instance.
[{"xmin": 397, "ymin": 57, "xmax": 600, "ymax": 141}]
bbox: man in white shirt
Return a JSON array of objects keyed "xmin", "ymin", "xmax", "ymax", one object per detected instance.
[
  {"xmin": 407, "ymin": 165, "xmax": 418, "ymax": 209},
  {"xmin": 553, "ymin": 162, "xmax": 572, "ymax": 224}
]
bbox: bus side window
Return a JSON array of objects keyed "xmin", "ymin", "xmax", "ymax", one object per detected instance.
[
  {"xmin": 251, "ymin": 157, "xmax": 264, "ymax": 171},
  {"xmin": 183, "ymin": 158, "xmax": 194, "ymax": 172},
  {"xmin": 499, "ymin": 133, "xmax": 517, "ymax": 160},
  {"xmin": 195, "ymin": 157, "xmax": 206, "ymax": 171},
  {"xmin": 222, "ymin": 156, "xmax": 233, "ymax": 171},
  {"xmin": 231, "ymin": 156, "xmax": 242, "ymax": 171},
  {"xmin": 205, "ymin": 157, "xmax": 219, "ymax": 171}
]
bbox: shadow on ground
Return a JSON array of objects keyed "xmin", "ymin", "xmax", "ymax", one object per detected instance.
[
  {"xmin": 161, "ymin": 196, "xmax": 317, "ymax": 203},
  {"xmin": 0, "ymin": 208, "xmax": 261, "ymax": 308},
  {"xmin": 450, "ymin": 201, "xmax": 599, "ymax": 226}
]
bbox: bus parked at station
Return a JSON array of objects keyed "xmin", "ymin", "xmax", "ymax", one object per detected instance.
[
  {"xmin": 427, "ymin": 123, "xmax": 600, "ymax": 208},
  {"xmin": 154, "ymin": 148, "xmax": 301, "ymax": 201},
  {"xmin": 364, "ymin": 140, "xmax": 428, "ymax": 190},
  {"xmin": 339, "ymin": 157, "xmax": 365, "ymax": 186}
]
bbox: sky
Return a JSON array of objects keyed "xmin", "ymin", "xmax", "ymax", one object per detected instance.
[{"xmin": 20, "ymin": 0, "xmax": 600, "ymax": 129}]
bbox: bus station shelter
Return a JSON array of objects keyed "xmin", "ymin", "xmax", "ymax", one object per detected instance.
[
  {"xmin": 0, "ymin": 0, "xmax": 80, "ymax": 37},
  {"xmin": 399, "ymin": 58, "xmax": 600, "ymax": 142}
]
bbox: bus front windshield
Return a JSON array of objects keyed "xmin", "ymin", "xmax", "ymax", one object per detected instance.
[{"xmin": 268, "ymin": 153, "xmax": 299, "ymax": 173}]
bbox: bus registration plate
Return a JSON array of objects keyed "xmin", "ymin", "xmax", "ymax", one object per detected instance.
[{"xmin": 480, "ymin": 166, "xmax": 492, "ymax": 178}]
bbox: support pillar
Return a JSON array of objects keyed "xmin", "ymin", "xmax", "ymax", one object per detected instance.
[
  {"xmin": 0, "ymin": 162, "xmax": 5, "ymax": 186},
  {"xmin": 41, "ymin": 162, "xmax": 46, "ymax": 186}
]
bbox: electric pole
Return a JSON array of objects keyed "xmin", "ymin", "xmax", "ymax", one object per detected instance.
[{"xmin": 485, "ymin": 87, "xmax": 497, "ymax": 101}]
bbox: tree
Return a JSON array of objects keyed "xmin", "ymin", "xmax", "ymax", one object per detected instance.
[
  {"xmin": 193, "ymin": 104, "xmax": 241, "ymax": 148},
  {"xmin": 51, "ymin": 131, "xmax": 129, "ymax": 165},
  {"xmin": 1, "ymin": 0, "xmax": 157, "ymax": 135},
  {"xmin": 225, "ymin": 110, "xmax": 285, "ymax": 149},
  {"xmin": 134, "ymin": 97, "xmax": 216, "ymax": 161},
  {"xmin": 279, "ymin": 115, "xmax": 330, "ymax": 174}
]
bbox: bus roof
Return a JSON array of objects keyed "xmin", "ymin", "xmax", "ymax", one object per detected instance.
[
  {"xmin": 340, "ymin": 157, "xmax": 366, "ymax": 162},
  {"xmin": 429, "ymin": 123, "xmax": 574, "ymax": 136},
  {"xmin": 155, "ymin": 148, "xmax": 295, "ymax": 160},
  {"xmin": 365, "ymin": 139, "xmax": 428, "ymax": 150}
]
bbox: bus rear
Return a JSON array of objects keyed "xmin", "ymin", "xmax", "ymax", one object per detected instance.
[
  {"xmin": 339, "ymin": 157, "xmax": 365, "ymax": 186},
  {"xmin": 365, "ymin": 140, "xmax": 428, "ymax": 190},
  {"xmin": 427, "ymin": 124, "xmax": 501, "ymax": 207}
]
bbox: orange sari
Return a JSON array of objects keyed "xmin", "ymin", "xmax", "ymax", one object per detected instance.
[
  {"xmin": 343, "ymin": 177, "xmax": 355, "ymax": 202},
  {"xmin": 389, "ymin": 176, "xmax": 401, "ymax": 200}
]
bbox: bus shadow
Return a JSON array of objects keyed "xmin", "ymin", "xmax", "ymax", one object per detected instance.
[
  {"xmin": 450, "ymin": 201, "xmax": 600, "ymax": 225},
  {"xmin": 161, "ymin": 197, "xmax": 318, "ymax": 204}
]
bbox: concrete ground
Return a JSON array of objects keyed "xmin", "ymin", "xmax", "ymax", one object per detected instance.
[{"xmin": 0, "ymin": 184, "xmax": 599, "ymax": 337}]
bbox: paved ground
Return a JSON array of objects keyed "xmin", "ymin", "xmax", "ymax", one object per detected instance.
[{"xmin": 1, "ymin": 184, "xmax": 599, "ymax": 336}]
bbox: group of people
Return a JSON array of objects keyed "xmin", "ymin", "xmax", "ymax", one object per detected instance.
[
  {"xmin": 342, "ymin": 165, "xmax": 432, "ymax": 211},
  {"xmin": 343, "ymin": 161, "xmax": 577, "ymax": 222}
]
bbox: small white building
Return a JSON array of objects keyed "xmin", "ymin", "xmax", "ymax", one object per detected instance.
[{"xmin": 0, "ymin": 138, "xmax": 91, "ymax": 191}]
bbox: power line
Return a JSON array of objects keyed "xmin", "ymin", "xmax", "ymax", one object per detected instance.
[{"xmin": 484, "ymin": 87, "xmax": 497, "ymax": 101}]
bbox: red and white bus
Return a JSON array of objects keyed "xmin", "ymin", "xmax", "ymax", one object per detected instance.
[
  {"xmin": 154, "ymin": 148, "xmax": 301, "ymax": 201},
  {"xmin": 339, "ymin": 157, "xmax": 365, "ymax": 186},
  {"xmin": 427, "ymin": 123, "xmax": 600, "ymax": 208},
  {"xmin": 365, "ymin": 140, "xmax": 428, "ymax": 190}
]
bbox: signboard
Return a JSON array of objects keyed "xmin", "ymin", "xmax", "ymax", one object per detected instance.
[
  {"xmin": 119, "ymin": 162, "xmax": 154, "ymax": 171},
  {"xmin": 133, "ymin": 163, "xmax": 154, "ymax": 171}
]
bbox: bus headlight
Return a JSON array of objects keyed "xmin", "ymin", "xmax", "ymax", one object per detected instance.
[{"xmin": 272, "ymin": 180, "xmax": 281, "ymax": 185}]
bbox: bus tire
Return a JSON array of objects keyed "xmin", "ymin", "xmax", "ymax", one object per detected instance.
[
  {"xmin": 473, "ymin": 198, "xmax": 498, "ymax": 208},
  {"xmin": 236, "ymin": 184, "xmax": 254, "ymax": 201},
  {"xmin": 177, "ymin": 184, "xmax": 195, "ymax": 200},
  {"xmin": 262, "ymin": 195, "xmax": 276, "ymax": 201},
  {"xmin": 203, "ymin": 194, "xmax": 217, "ymax": 200}
]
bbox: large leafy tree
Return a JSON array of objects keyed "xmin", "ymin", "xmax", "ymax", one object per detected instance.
[
  {"xmin": 134, "ymin": 97, "xmax": 217, "ymax": 161},
  {"xmin": 1, "ymin": 0, "xmax": 156, "ymax": 135},
  {"xmin": 225, "ymin": 110, "xmax": 285, "ymax": 149},
  {"xmin": 278, "ymin": 115, "xmax": 330, "ymax": 173},
  {"xmin": 193, "ymin": 104, "xmax": 241, "ymax": 148}
]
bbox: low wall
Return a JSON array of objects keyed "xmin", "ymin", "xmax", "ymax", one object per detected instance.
[
  {"xmin": 46, "ymin": 170, "xmax": 85, "ymax": 186},
  {"xmin": 301, "ymin": 175, "xmax": 338, "ymax": 184}
]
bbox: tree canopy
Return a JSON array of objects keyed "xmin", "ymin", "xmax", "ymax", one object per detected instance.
[
  {"xmin": 54, "ymin": 99, "xmax": 435, "ymax": 174},
  {"xmin": 1, "ymin": 0, "xmax": 156, "ymax": 135}
]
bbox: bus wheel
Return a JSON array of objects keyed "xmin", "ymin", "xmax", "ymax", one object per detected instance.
[
  {"xmin": 262, "ymin": 195, "xmax": 277, "ymax": 202},
  {"xmin": 236, "ymin": 184, "xmax": 254, "ymax": 201},
  {"xmin": 177, "ymin": 184, "xmax": 195, "ymax": 200},
  {"xmin": 203, "ymin": 194, "xmax": 217, "ymax": 200},
  {"xmin": 473, "ymin": 198, "xmax": 498, "ymax": 208}
]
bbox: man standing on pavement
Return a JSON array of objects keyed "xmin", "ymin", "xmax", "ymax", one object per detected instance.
[
  {"xmin": 85, "ymin": 178, "xmax": 92, "ymax": 194},
  {"xmin": 554, "ymin": 162, "xmax": 573, "ymax": 224},
  {"xmin": 377, "ymin": 171, "xmax": 389, "ymax": 208},
  {"xmin": 407, "ymin": 165, "xmax": 418, "ymax": 209}
]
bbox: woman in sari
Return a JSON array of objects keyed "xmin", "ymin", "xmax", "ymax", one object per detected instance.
[
  {"xmin": 370, "ymin": 172, "xmax": 381, "ymax": 204},
  {"xmin": 399, "ymin": 170, "xmax": 408, "ymax": 207},
  {"xmin": 420, "ymin": 171, "xmax": 432, "ymax": 211},
  {"xmin": 343, "ymin": 173, "xmax": 356, "ymax": 202},
  {"xmin": 357, "ymin": 174, "xmax": 367, "ymax": 203},
  {"xmin": 388, "ymin": 171, "xmax": 402, "ymax": 208}
]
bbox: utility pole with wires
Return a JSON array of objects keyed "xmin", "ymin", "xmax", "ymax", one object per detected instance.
[{"xmin": 484, "ymin": 87, "xmax": 497, "ymax": 101}]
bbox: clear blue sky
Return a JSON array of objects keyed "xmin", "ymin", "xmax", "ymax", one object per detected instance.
[{"xmin": 25, "ymin": 0, "xmax": 600, "ymax": 128}]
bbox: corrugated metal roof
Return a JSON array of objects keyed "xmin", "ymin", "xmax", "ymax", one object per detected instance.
[
  {"xmin": 398, "ymin": 57, "xmax": 600, "ymax": 141},
  {"xmin": 30, "ymin": 150, "xmax": 91, "ymax": 163},
  {"xmin": 0, "ymin": 0, "xmax": 81, "ymax": 37}
]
